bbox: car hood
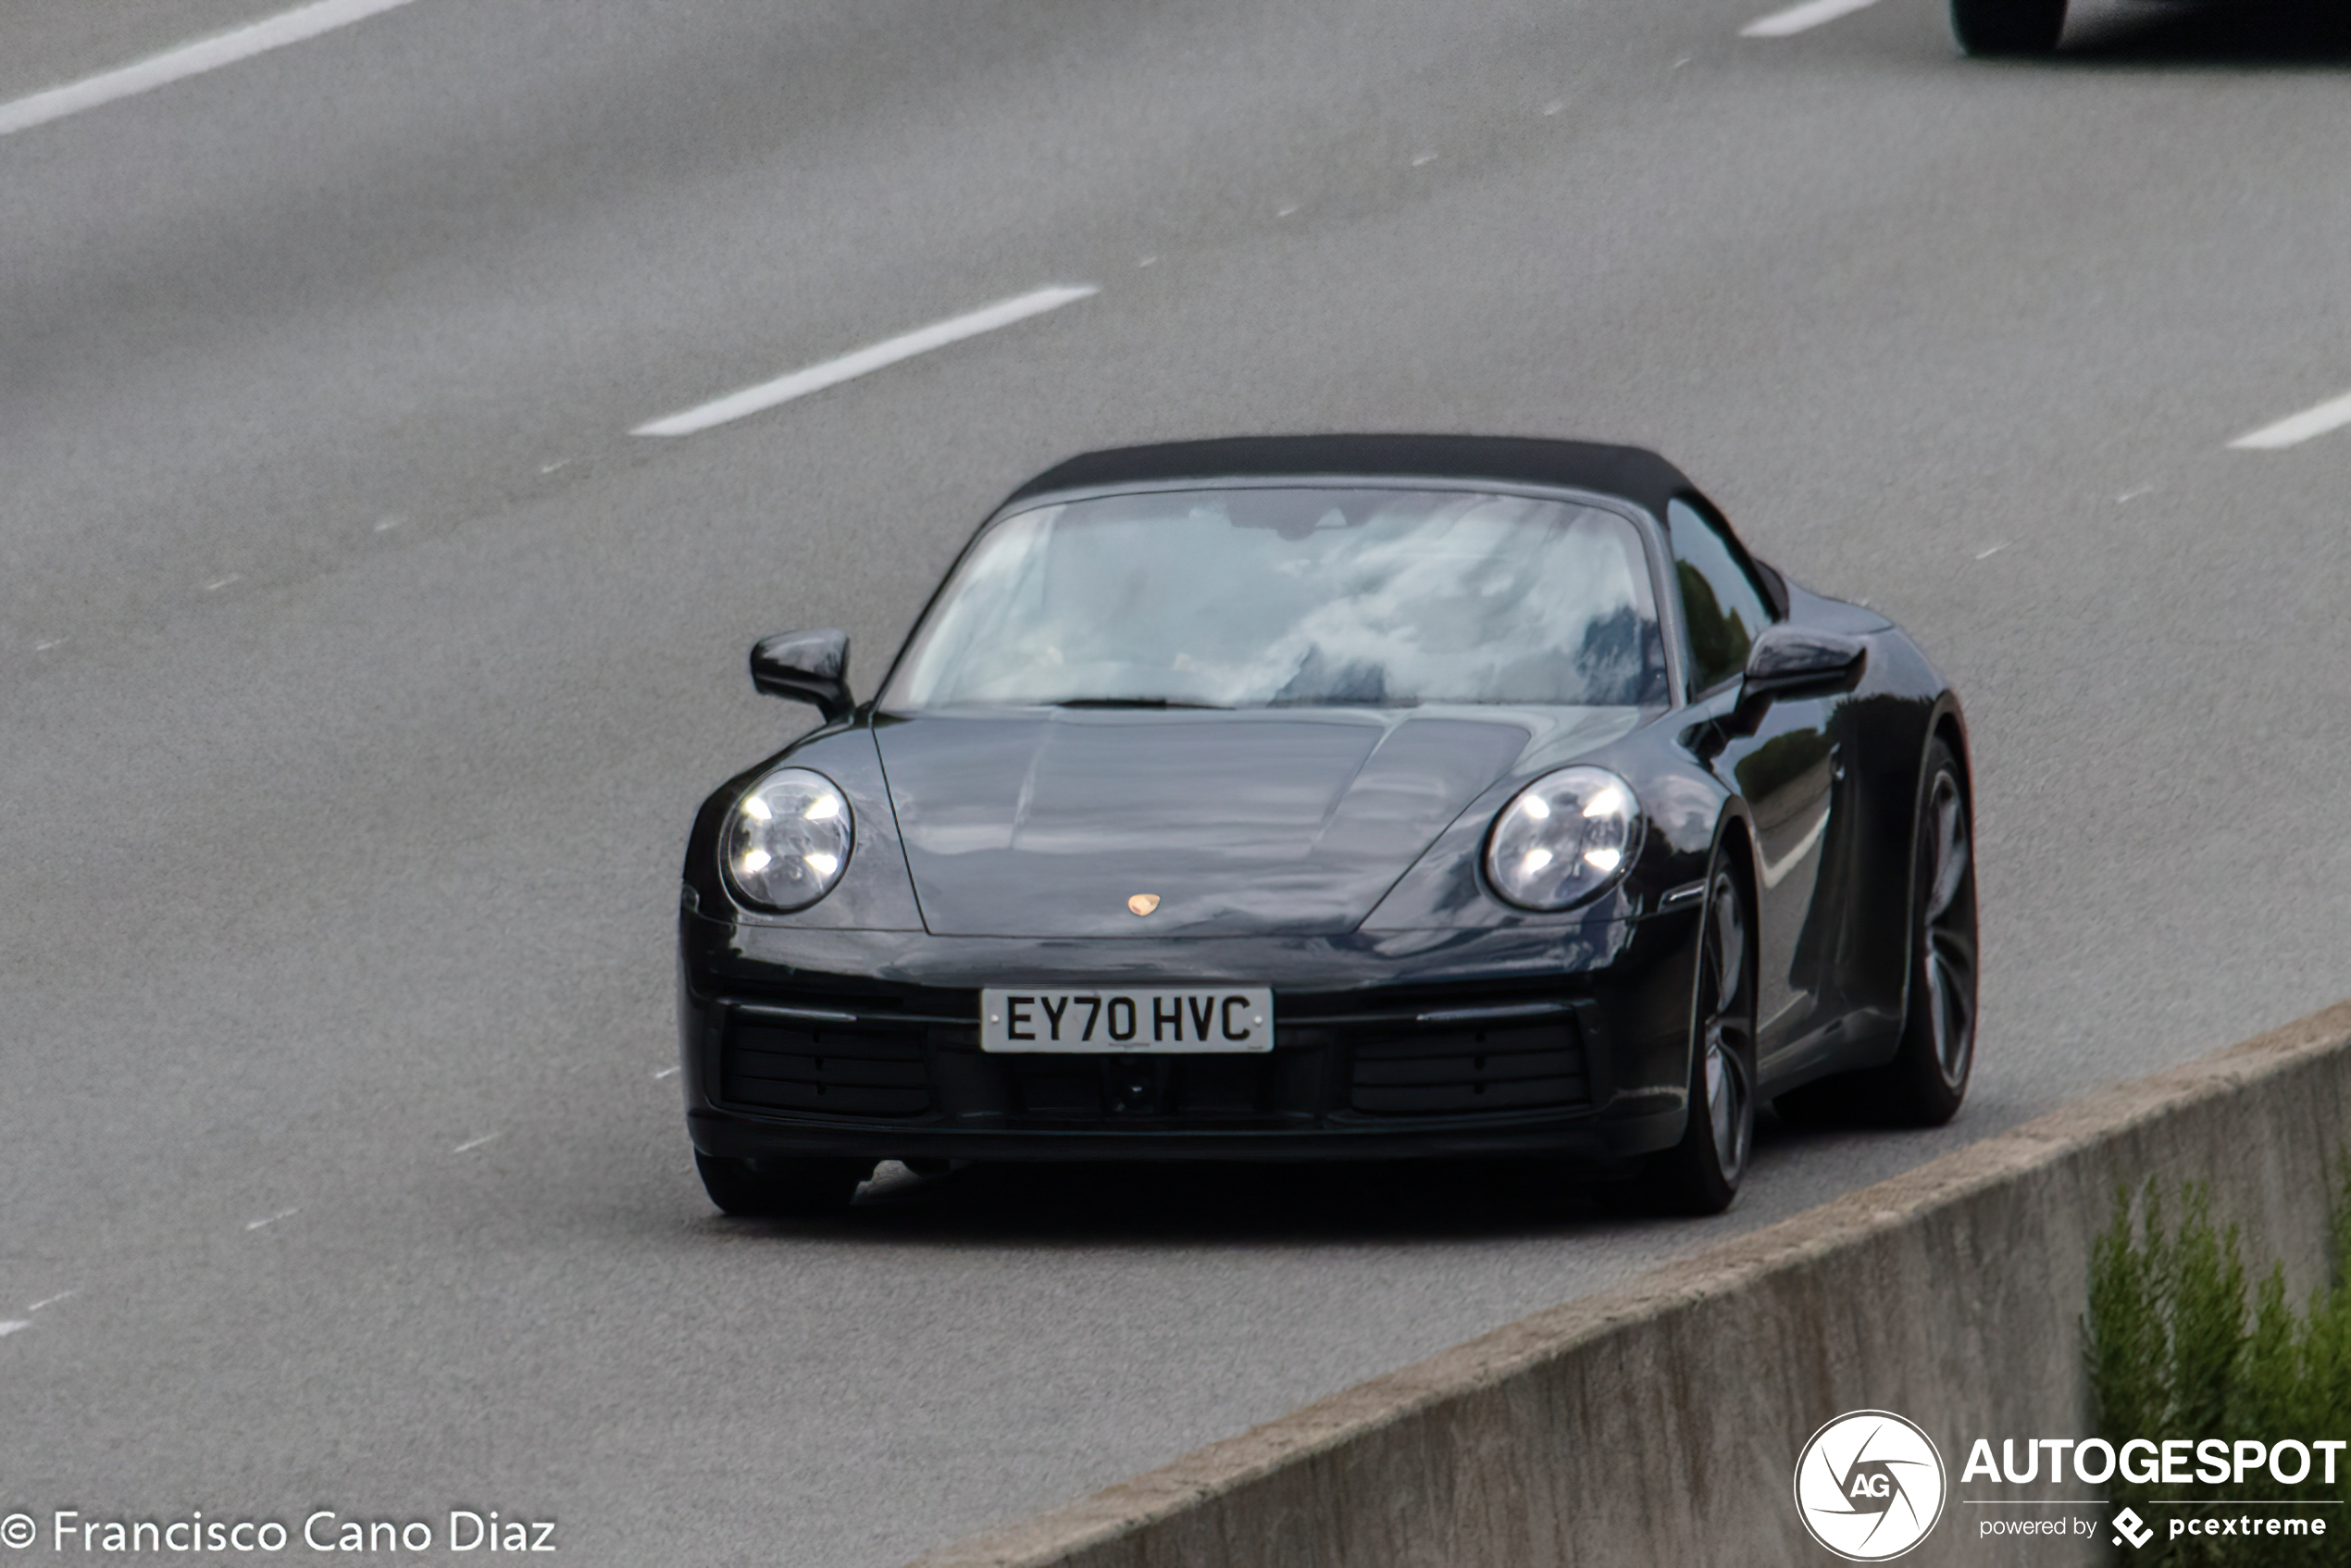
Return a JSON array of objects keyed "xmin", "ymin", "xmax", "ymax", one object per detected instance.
[{"xmin": 872, "ymin": 709, "xmax": 1554, "ymax": 938}]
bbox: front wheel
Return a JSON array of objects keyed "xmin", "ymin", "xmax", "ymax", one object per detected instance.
[
  {"xmin": 1656, "ymin": 867, "xmax": 1757, "ymax": 1215},
  {"xmin": 1951, "ymin": 0, "xmax": 2065, "ymax": 55},
  {"xmin": 695, "ymin": 1151, "xmax": 869, "ymax": 1216}
]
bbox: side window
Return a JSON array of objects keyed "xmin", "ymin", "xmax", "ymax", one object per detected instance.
[{"xmin": 1666, "ymin": 498, "xmax": 1773, "ymax": 696}]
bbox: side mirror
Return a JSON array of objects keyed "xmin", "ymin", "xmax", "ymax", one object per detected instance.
[
  {"xmin": 750, "ymin": 628, "xmax": 853, "ymax": 722},
  {"xmin": 1741, "ymin": 625, "xmax": 1865, "ymax": 699}
]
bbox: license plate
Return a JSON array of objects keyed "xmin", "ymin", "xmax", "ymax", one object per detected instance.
[{"xmin": 979, "ymin": 988, "xmax": 1274, "ymax": 1053}]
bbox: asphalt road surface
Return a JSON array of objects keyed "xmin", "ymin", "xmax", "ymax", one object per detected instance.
[{"xmin": 7, "ymin": 0, "xmax": 2351, "ymax": 1562}]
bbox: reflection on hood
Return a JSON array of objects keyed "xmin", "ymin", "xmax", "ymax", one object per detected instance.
[{"xmin": 875, "ymin": 709, "xmax": 1536, "ymax": 938}]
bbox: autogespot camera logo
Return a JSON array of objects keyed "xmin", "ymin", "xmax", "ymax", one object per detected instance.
[{"xmin": 1794, "ymin": 1410, "xmax": 1949, "ymax": 1561}]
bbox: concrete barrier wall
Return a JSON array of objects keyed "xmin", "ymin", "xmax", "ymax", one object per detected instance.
[{"xmin": 908, "ymin": 1002, "xmax": 2351, "ymax": 1568}]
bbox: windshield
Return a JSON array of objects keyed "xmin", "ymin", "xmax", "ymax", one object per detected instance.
[{"xmin": 882, "ymin": 486, "xmax": 1668, "ymax": 711}]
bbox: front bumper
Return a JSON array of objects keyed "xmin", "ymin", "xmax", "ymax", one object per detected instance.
[{"xmin": 678, "ymin": 911, "xmax": 1701, "ymax": 1165}]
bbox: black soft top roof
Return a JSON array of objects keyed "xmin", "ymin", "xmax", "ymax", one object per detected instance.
[{"xmin": 1003, "ymin": 434, "xmax": 1699, "ymax": 517}]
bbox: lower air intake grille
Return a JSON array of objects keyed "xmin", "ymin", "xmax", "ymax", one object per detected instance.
[
  {"xmin": 719, "ymin": 1015, "xmax": 931, "ymax": 1117},
  {"xmin": 1348, "ymin": 1015, "xmax": 1586, "ymax": 1115}
]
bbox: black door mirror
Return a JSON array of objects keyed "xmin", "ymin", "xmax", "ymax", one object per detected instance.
[
  {"xmin": 1741, "ymin": 625, "xmax": 1864, "ymax": 698},
  {"xmin": 750, "ymin": 628, "xmax": 853, "ymax": 722}
]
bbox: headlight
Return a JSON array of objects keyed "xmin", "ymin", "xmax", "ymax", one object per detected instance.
[
  {"xmin": 723, "ymin": 768, "xmax": 852, "ymax": 912},
  {"xmin": 1484, "ymin": 766, "xmax": 1643, "ymax": 911}
]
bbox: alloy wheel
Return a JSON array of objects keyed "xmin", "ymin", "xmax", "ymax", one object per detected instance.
[
  {"xmin": 1698, "ymin": 873, "xmax": 1755, "ymax": 1186},
  {"xmin": 1918, "ymin": 769, "xmax": 1976, "ymax": 1093}
]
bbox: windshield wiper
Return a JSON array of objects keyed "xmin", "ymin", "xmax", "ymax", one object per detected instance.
[{"xmin": 1049, "ymin": 697, "xmax": 1228, "ymax": 710}]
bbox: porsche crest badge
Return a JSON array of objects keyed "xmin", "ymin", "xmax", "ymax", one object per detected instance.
[{"xmin": 1126, "ymin": 893, "xmax": 1161, "ymax": 917}]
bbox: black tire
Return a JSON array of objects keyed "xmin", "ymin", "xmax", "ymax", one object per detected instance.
[
  {"xmin": 694, "ymin": 1151, "xmax": 869, "ymax": 1217},
  {"xmin": 1656, "ymin": 865, "xmax": 1758, "ymax": 1215},
  {"xmin": 1951, "ymin": 0, "xmax": 2066, "ymax": 55},
  {"xmin": 1878, "ymin": 738, "xmax": 1978, "ymax": 1126}
]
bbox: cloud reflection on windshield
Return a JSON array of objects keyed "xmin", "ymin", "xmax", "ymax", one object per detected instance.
[{"xmin": 889, "ymin": 488, "xmax": 1668, "ymax": 711}]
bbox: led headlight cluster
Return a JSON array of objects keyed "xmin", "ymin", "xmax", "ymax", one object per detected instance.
[
  {"xmin": 1484, "ymin": 766, "xmax": 1642, "ymax": 911},
  {"xmin": 724, "ymin": 767, "xmax": 852, "ymax": 911}
]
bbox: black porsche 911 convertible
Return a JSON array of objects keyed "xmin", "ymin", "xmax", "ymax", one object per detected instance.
[{"xmin": 677, "ymin": 436, "xmax": 1975, "ymax": 1217}]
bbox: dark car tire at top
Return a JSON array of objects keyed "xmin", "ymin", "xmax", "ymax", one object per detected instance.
[
  {"xmin": 1657, "ymin": 865, "xmax": 1758, "ymax": 1215},
  {"xmin": 1951, "ymin": 0, "xmax": 2066, "ymax": 55},
  {"xmin": 695, "ymin": 1151, "xmax": 870, "ymax": 1216}
]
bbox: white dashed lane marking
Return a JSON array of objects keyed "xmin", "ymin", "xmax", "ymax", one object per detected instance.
[
  {"xmin": 1740, "ymin": 0, "xmax": 1884, "ymax": 36},
  {"xmin": 0, "ymin": 0, "xmax": 428, "ymax": 138},
  {"xmin": 632, "ymin": 285, "xmax": 1099, "ymax": 438},
  {"xmin": 0, "ymin": 1322, "xmax": 29, "ymax": 1338},
  {"xmin": 2229, "ymin": 389, "xmax": 2351, "ymax": 451},
  {"xmin": 28, "ymin": 1291, "xmax": 76, "ymax": 1312},
  {"xmin": 453, "ymin": 1134, "xmax": 498, "ymax": 1153},
  {"xmin": 245, "ymin": 1208, "xmax": 298, "ymax": 1231}
]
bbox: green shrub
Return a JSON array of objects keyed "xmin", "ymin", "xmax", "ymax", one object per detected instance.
[{"xmin": 2084, "ymin": 1175, "xmax": 2351, "ymax": 1565}]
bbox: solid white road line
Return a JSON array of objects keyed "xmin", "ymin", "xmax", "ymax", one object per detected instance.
[
  {"xmin": 0, "ymin": 0, "xmax": 427, "ymax": 138},
  {"xmin": 632, "ymin": 285, "xmax": 1099, "ymax": 437},
  {"xmin": 1740, "ymin": 0, "xmax": 1883, "ymax": 37},
  {"xmin": 2228, "ymin": 389, "xmax": 2351, "ymax": 451}
]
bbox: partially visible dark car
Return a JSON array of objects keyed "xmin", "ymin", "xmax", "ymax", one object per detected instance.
[
  {"xmin": 1953, "ymin": 0, "xmax": 2066, "ymax": 54},
  {"xmin": 678, "ymin": 437, "xmax": 1975, "ymax": 1217}
]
